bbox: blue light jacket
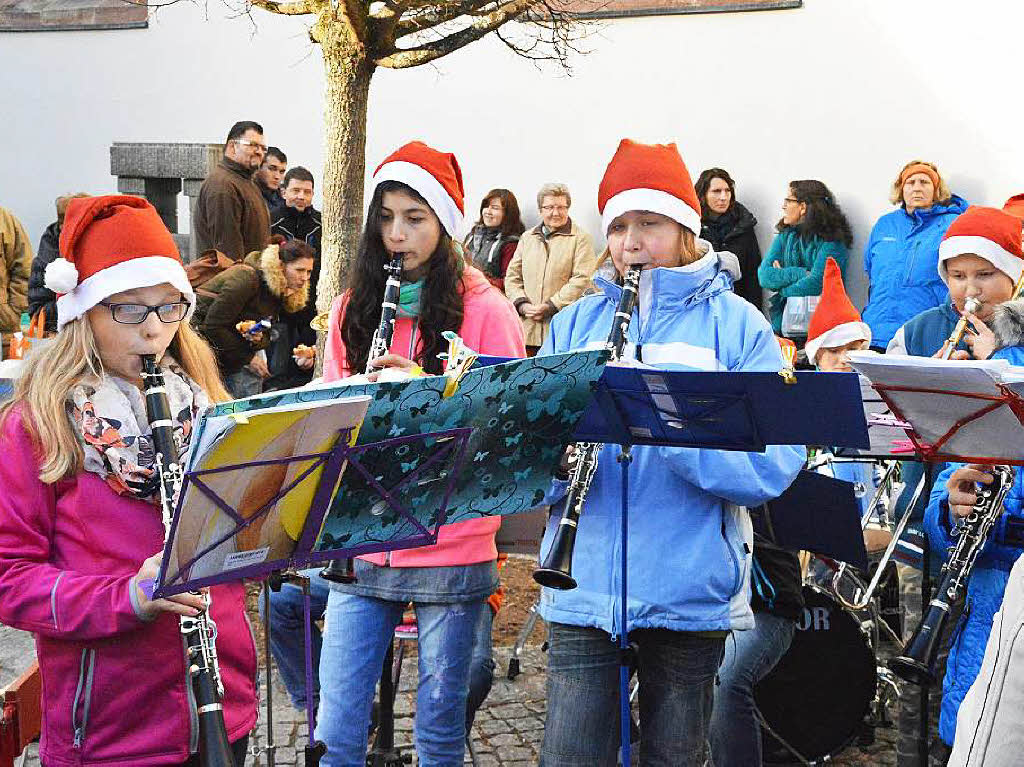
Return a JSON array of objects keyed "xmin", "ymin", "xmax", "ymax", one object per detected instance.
[
  {"xmin": 536, "ymin": 245, "xmax": 806, "ymax": 635},
  {"xmin": 862, "ymin": 196, "xmax": 968, "ymax": 348},
  {"xmin": 924, "ymin": 346, "xmax": 1024, "ymax": 745}
]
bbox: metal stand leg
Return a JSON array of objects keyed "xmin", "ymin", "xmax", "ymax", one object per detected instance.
[
  {"xmin": 507, "ymin": 600, "xmax": 541, "ymax": 680},
  {"xmin": 367, "ymin": 634, "xmax": 412, "ymax": 767},
  {"xmin": 263, "ymin": 584, "xmax": 277, "ymax": 767},
  {"xmin": 617, "ymin": 447, "xmax": 634, "ymax": 767}
]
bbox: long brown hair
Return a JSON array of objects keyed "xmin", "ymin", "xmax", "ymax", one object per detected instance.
[
  {"xmin": 777, "ymin": 180, "xmax": 853, "ymax": 247},
  {"xmin": 340, "ymin": 181, "xmax": 465, "ymax": 375},
  {"xmin": 0, "ymin": 320, "xmax": 228, "ymax": 483},
  {"xmin": 469, "ymin": 189, "xmax": 526, "ymax": 238}
]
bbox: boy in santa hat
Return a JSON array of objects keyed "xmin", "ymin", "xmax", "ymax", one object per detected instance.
[{"xmin": 535, "ymin": 139, "xmax": 804, "ymax": 766}]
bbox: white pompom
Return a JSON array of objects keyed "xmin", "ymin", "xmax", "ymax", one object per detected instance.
[{"xmin": 44, "ymin": 258, "xmax": 79, "ymax": 294}]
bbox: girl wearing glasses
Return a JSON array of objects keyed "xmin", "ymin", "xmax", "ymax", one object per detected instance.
[
  {"xmin": 191, "ymin": 236, "xmax": 315, "ymax": 398},
  {"xmin": 0, "ymin": 195, "xmax": 257, "ymax": 766},
  {"xmin": 318, "ymin": 141, "xmax": 525, "ymax": 766},
  {"xmin": 757, "ymin": 180, "xmax": 853, "ymax": 341}
]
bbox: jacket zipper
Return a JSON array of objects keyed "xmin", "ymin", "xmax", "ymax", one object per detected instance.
[
  {"xmin": 50, "ymin": 571, "xmax": 65, "ymax": 631},
  {"xmin": 71, "ymin": 648, "xmax": 96, "ymax": 749}
]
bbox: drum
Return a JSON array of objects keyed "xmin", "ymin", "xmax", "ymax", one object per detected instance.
[{"xmin": 755, "ymin": 585, "xmax": 877, "ymax": 764}]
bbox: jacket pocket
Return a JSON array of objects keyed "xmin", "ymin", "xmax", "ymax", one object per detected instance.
[{"xmin": 71, "ymin": 647, "xmax": 96, "ymax": 750}]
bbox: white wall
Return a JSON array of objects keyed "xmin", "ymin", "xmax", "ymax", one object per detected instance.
[{"xmin": 4, "ymin": 0, "xmax": 1024, "ymax": 308}]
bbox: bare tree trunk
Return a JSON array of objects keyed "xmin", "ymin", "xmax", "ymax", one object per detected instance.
[{"xmin": 315, "ymin": 11, "xmax": 375, "ymax": 317}]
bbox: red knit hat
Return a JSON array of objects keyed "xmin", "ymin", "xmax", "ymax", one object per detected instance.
[
  {"xmin": 1003, "ymin": 194, "xmax": 1024, "ymax": 220},
  {"xmin": 45, "ymin": 195, "xmax": 194, "ymax": 330},
  {"xmin": 598, "ymin": 139, "xmax": 701, "ymax": 236},
  {"xmin": 373, "ymin": 141, "xmax": 465, "ymax": 237},
  {"xmin": 938, "ymin": 206, "xmax": 1024, "ymax": 284},
  {"xmin": 805, "ymin": 257, "xmax": 871, "ymax": 365}
]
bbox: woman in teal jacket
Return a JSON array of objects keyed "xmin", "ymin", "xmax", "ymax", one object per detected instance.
[
  {"xmin": 862, "ymin": 160, "xmax": 967, "ymax": 349},
  {"xmin": 758, "ymin": 180, "xmax": 852, "ymax": 338}
]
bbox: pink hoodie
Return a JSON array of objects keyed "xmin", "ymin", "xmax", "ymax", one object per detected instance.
[
  {"xmin": 323, "ymin": 264, "xmax": 526, "ymax": 567},
  {"xmin": 0, "ymin": 408, "xmax": 258, "ymax": 766}
]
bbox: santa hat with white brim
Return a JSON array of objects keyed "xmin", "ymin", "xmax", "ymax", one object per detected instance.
[
  {"xmin": 598, "ymin": 139, "xmax": 702, "ymax": 236},
  {"xmin": 45, "ymin": 195, "xmax": 194, "ymax": 331},
  {"xmin": 372, "ymin": 141, "xmax": 465, "ymax": 238},
  {"xmin": 805, "ymin": 257, "xmax": 871, "ymax": 366},
  {"xmin": 938, "ymin": 206, "xmax": 1024, "ymax": 286}
]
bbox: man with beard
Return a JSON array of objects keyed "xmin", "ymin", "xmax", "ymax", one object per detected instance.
[{"xmin": 193, "ymin": 120, "xmax": 271, "ymax": 261}]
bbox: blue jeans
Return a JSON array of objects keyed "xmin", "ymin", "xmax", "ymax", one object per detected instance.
[
  {"xmin": 709, "ymin": 611, "xmax": 795, "ymax": 766},
  {"xmin": 261, "ymin": 575, "xmax": 495, "ymax": 732},
  {"xmin": 315, "ymin": 590, "xmax": 487, "ymax": 767},
  {"xmin": 541, "ymin": 622, "xmax": 726, "ymax": 767},
  {"xmin": 259, "ymin": 571, "xmax": 331, "ymax": 710}
]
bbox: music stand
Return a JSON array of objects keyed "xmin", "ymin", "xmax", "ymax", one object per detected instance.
[{"xmin": 561, "ymin": 365, "xmax": 868, "ymax": 766}]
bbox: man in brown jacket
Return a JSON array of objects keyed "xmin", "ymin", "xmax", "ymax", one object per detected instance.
[
  {"xmin": 504, "ymin": 183, "xmax": 597, "ymax": 353},
  {"xmin": 0, "ymin": 206, "xmax": 32, "ymax": 359},
  {"xmin": 193, "ymin": 120, "xmax": 271, "ymax": 261}
]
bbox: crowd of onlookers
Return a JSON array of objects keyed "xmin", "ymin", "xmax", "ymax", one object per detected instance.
[{"xmin": 1, "ymin": 119, "xmax": 1019, "ymax": 395}]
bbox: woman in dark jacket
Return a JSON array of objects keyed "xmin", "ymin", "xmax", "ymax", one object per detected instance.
[
  {"xmin": 696, "ymin": 168, "xmax": 762, "ymax": 308},
  {"xmin": 192, "ymin": 239, "xmax": 314, "ymax": 397},
  {"xmin": 462, "ymin": 188, "xmax": 525, "ymax": 291}
]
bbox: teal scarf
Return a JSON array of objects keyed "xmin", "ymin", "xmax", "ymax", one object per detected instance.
[{"xmin": 397, "ymin": 280, "xmax": 423, "ymax": 318}]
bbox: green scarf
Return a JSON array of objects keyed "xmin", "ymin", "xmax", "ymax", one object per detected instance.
[{"xmin": 397, "ymin": 280, "xmax": 423, "ymax": 318}]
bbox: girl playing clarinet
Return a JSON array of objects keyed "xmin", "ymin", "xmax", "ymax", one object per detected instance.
[
  {"xmin": 317, "ymin": 141, "xmax": 525, "ymax": 766},
  {"xmin": 0, "ymin": 195, "xmax": 257, "ymax": 766}
]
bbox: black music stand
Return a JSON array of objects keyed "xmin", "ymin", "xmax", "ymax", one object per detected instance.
[{"xmin": 559, "ymin": 365, "xmax": 868, "ymax": 765}]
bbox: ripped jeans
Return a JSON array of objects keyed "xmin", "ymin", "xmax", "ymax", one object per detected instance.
[{"xmin": 315, "ymin": 590, "xmax": 487, "ymax": 767}]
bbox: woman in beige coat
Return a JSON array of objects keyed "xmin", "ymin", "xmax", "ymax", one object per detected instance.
[{"xmin": 504, "ymin": 183, "xmax": 596, "ymax": 353}]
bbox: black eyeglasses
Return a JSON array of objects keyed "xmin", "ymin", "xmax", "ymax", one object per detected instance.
[{"xmin": 98, "ymin": 300, "xmax": 189, "ymax": 325}]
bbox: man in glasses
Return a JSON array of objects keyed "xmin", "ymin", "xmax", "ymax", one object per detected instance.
[{"xmin": 193, "ymin": 120, "xmax": 271, "ymax": 262}]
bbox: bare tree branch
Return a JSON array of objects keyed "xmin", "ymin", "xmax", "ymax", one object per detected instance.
[
  {"xmin": 248, "ymin": 0, "xmax": 318, "ymax": 15},
  {"xmin": 393, "ymin": 0, "xmax": 488, "ymax": 38},
  {"xmin": 376, "ymin": 0, "xmax": 536, "ymax": 68}
]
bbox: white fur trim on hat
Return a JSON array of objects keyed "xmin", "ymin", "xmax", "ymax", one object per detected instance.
[
  {"xmin": 55, "ymin": 256, "xmax": 196, "ymax": 330},
  {"xmin": 44, "ymin": 258, "xmax": 80, "ymax": 294},
  {"xmin": 938, "ymin": 236, "xmax": 1024, "ymax": 285},
  {"xmin": 806, "ymin": 321, "xmax": 872, "ymax": 366},
  {"xmin": 373, "ymin": 160, "xmax": 463, "ymax": 238},
  {"xmin": 601, "ymin": 188, "xmax": 702, "ymax": 238}
]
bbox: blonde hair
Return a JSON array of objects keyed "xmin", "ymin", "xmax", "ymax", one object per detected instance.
[
  {"xmin": 889, "ymin": 160, "xmax": 953, "ymax": 206},
  {"xmin": 537, "ymin": 183, "xmax": 572, "ymax": 209},
  {"xmin": 0, "ymin": 320, "xmax": 229, "ymax": 484}
]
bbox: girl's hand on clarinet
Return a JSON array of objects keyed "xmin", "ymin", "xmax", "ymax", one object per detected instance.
[
  {"xmin": 134, "ymin": 553, "xmax": 207, "ymax": 621},
  {"xmin": 964, "ymin": 312, "xmax": 997, "ymax": 360},
  {"xmin": 947, "ymin": 464, "xmax": 993, "ymax": 518},
  {"xmin": 366, "ymin": 353, "xmax": 420, "ymax": 381}
]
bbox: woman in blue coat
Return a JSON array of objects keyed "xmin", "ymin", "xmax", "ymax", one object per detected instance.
[
  {"xmin": 862, "ymin": 161, "xmax": 968, "ymax": 350},
  {"xmin": 757, "ymin": 180, "xmax": 852, "ymax": 339}
]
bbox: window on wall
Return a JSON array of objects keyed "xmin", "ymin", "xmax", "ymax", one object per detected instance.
[
  {"xmin": 0, "ymin": 0, "xmax": 147, "ymax": 31},
  {"xmin": 563, "ymin": 0, "xmax": 801, "ymax": 18}
]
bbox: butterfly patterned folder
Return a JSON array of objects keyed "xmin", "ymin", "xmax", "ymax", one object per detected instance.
[{"xmin": 207, "ymin": 350, "xmax": 609, "ymax": 561}]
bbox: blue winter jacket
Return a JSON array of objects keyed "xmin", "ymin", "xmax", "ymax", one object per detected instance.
[
  {"xmin": 536, "ymin": 246, "xmax": 806, "ymax": 635},
  {"xmin": 924, "ymin": 344, "xmax": 1024, "ymax": 745},
  {"xmin": 862, "ymin": 196, "xmax": 968, "ymax": 348},
  {"xmin": 757, "ymin": 228, "xmax": 850, "ymax": 335}
]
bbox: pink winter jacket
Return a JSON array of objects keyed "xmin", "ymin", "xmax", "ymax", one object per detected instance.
[
  {"xmin": 0, "ymin": 408, "xmax": 258, "ymax": 766},
  {"xmin": 323, "ymin": 264, "xmax": 527, "ymax": 568}
]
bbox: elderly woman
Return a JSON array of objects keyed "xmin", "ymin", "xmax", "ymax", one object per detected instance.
[
  {"xmin": 861, "ymin": 160, "xmax": 968, "ymax": 350},
  {"xmin": 504, "ymin": 182, "xmax": 597, "ymax": 354},
  {"xmin": 696, "ymin": 168, "xmax": 762, "ymax": 308}
]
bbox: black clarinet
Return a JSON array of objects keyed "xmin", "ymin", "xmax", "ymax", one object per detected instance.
[
  {"xmin": 141, "ymin": 355, "xmax": 235, "ymax": 767},
  {"xmin": 533, "ymin": 265, "xmax": 642, "ymax": 590},
  {"xmin": 320, "ymin": 254, "xmax": 404, "ymax": 584},
  {"xmin": 889, "ymin": 464, "xmax": 1015, "ymax": 685}
]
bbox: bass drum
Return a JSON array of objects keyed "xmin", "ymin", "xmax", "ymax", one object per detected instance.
[{"xmin": 755, "ymin": 585, "xmax": 877, "ymax": 764}]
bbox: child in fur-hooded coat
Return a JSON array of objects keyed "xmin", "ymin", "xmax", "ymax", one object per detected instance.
[{"xmin": 191, "ymin": 241, "xmax": 311, "ymax": 377}]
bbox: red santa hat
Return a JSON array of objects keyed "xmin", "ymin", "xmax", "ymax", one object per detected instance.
[
  {"xmin": 805, "ymin": 257, "xmax": 871, "ymax": 366},
  {"xmin": 372, "ymin": 141, "xmax": 465, "ymax": 237},
  {"xmin": 938, "ymin": 206, "xmax": 1024, "ymax": 284},
  {"xmin": 598, "ymin": 139, "xmax": 702, "ymax": 236},
  {"xmin": 45, "ymin": 195, "xmax": 194, "ymax": 330},
  {"xmin": 1003, "ymin": 194, "xmax": 1024, "ymax": 220}
]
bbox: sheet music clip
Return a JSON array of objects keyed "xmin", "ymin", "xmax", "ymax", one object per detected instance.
[
  {"xmin": 439, "ymin": 331, "xmax": 478, "ymax": 397},
  {"xmin": 869, "ymin": 412, "xmax": 913, "ymax": 429},
  {"xmin": 776, "ymin": 337, "xmax": 797, "ymax": 385}
]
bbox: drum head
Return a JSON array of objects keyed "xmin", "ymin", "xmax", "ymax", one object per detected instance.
[{"xmin": 755, "ymin": 586, "xmax": 877, "ymax": 764}]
